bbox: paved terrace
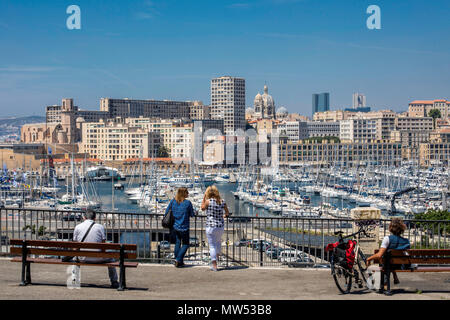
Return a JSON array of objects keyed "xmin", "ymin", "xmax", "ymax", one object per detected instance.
[{"xmin": 0, "ymin": 258, "xmax": 449, "ymax": 300}]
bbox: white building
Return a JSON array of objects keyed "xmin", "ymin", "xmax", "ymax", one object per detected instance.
[
  {"xmin": 307, "ymin": 121, "xmax": 340, "ymax": 138},
  {"xmin": 124, "ymin": 118, "xmax": 193, "ymax": 161},
  {"xmin": 211, "ymin": 76, "xmax": 246, "ymax": 135},
  {"xmin": 277, "ymin": 121, "xmax": 308, "ymax": 141},
  {"xmin": 340, "ymin": 119, "xmax": 377, "ymax": 143},
  {"xmin": 79, "ymin": 120, "xmax": 160, "ymax": 161}
]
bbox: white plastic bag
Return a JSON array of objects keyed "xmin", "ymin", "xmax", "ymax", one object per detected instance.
[{"xmin": 366, "ymin": 266, "xmax": 381, "ymax": 290}]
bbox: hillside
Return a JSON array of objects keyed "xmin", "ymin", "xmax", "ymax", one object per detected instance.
[{"xmin": 0, "ymin": 116, "xmax": 46, "ymax": 141}]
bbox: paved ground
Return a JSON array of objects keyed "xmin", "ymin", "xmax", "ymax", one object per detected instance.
[{"xmin": 0, "ymin": 258, "xmax": 449, "ymax": 300}]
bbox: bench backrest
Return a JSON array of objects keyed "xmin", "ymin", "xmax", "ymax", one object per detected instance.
[
  {"xmin": 376, "ymin": 249, "xmax": 450, "ymax": 265},
  {"xmin": 9, "ymin": 239, "xmax": 137, "ymax": 260}
]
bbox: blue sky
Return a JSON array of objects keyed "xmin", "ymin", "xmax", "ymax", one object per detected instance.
[{"xmin": 0, "ymin": 0, "xmax": 449, "ymax": 117}]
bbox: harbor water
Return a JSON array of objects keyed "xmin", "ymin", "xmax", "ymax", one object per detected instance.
[{"xmin": 94, "ymin": 181, "xmax": 357, "ymax": 216}]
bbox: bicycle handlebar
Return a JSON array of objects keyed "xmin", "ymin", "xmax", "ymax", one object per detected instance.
[{"xmin": 338, "ymin": 226, "xmax": 369, "ymax": 241}]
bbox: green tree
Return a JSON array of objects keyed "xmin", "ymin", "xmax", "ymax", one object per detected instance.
[
  {"xmin": 428, "ymin": 109, "xmax": 441, "ymax": 129},
  {"xmin": 22, "ymin": 225, "xmax": 47, "ymax": 236},
  {"xmin": 414, "ymin": 209, "xmax": 450, "ymax": 236},
  {"xmin": 157, "ymin": 146, "xmax": 170, "ymax": 158},
  {"xmin": 303, "ymin": 136, "xmax": 340, "ymax": 143}
]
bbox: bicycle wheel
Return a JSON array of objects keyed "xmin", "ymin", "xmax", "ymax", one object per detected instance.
[
  {"xmin": 356, "ymin": 250, "xmax": 369, "ymax": 286},
  {"xmin": 330, "ymin": 254, "xmax": 352, "ymax": 294}
]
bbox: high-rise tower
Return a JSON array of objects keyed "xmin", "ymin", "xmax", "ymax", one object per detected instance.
[{"xmin": 211, "ymin": 76, "xmax": 246, "ymax": 135}]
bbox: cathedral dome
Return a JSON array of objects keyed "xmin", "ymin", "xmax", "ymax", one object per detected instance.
[
  {"xmin": 254, "ymin": 84, "xmax": 275, "ymax": 119},
  {"xmin": 254, "ymin": 92, "xmax": 263, "ymax": 104},
  {"xmin": 246, "ymin": 107, "xmax": 255, "ymax": 115},
  {"xmin": 276, "ymin": 107, "xmax": 288, "ymax": 116}
]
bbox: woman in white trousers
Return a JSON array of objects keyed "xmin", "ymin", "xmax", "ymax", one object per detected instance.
[{"xmin": 201, "ymin": 186, "xmax": 230, "ymax": 271}]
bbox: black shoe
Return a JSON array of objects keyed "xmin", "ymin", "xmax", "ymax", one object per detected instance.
[
  {"xmin": 175, "ymin": 261, "xmax": 185, "ymax": 268},
  {"xmin": 111, "ymin": 281, "xmax": 119, "ymax": 289}
]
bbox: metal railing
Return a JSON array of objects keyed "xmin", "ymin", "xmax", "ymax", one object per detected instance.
[{"xmin": 1, "ymin": 208, "xmax": 448, "ymax": 268}]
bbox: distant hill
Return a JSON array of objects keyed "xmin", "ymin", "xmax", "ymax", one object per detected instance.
[
  {"xmin": 0, "ymin": 116, "xmax": 46, "ymax": 127},
  {"xmin": 0, "ymin": 116, "xmax": 46, "ymax": 141}
]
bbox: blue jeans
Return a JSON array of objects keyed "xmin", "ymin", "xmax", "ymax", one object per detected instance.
[{"xmin": 173, "ymin": 229, "xmax": 190, "ymax": 263}]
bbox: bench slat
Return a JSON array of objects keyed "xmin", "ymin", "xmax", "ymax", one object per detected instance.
[
  {"xmin": 11, "ymin": 257, "xmax": 138, "ymax": 268},
  {"xmin": 384, "ymin": 267, "xmax": 450, "ymax": 272},
  {"xmin": 389, "ymin": 249, "xmax": 450, "ymax": 257},
  {"xmin": 390, "ymin": 257, "xmax": 450, "ymax": 264},
  {"xmin": 10, "ymin": 239, "xmax": 137, "ymax": 251},
  {"xmin": 375, "ymin": 249, "xmax": 450, "ymax": 255},
  {"xmin": 10, "ymin": 247, "xmax": 126, "ymax": 259},
  {"xmin": 10, "ymin": 247, "xmax": 137, "ymax": 259}
]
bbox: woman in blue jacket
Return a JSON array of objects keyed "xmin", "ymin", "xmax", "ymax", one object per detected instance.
[{"xmin": 165, "ymin": 187, "xmax": 195, "ymax": 268}]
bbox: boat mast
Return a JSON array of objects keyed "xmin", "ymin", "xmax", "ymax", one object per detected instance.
[
  {"xmin": 139, "ymin": 146, "xmax": 143, "ymax": 187},
  {"xmin": 71, "ymin": 154, "xmax": 75, "ymax": 204},
  {"xmin": 112, "ymin": 165, "xmax": 115, "ymax": 211}
]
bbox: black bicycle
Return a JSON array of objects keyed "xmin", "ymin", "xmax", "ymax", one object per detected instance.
[{"xmin": 328, "ymin": 226, "xmax": 370, "ymax": 294}]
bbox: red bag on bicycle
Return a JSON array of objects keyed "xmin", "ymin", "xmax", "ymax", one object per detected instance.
[
  {"xmin": 345, "ymin": 240, "xmax": 356, "ymax": 269},
  {"xmin": 326, "ymin": 240, "xmax": 356, "ymax": 269}
]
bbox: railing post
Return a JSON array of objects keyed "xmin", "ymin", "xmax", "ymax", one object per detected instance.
[
  {"xmin": 157, "ymin": 244, "xmax": 161, "ymax": 264},
  {"xmin": 259, "ymin": 239, "xmax": 263, "ymax": 267},
  {"xmin": 226, "ymin": 226, "xmax": 229, "ymax": 269}
]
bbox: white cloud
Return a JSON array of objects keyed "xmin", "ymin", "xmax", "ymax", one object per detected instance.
[{"xmin": 134, "ymin": 0, "xmax": 161, "ymax": 20}]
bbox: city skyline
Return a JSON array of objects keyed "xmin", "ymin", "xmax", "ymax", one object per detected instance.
[{"xmin": 0, "ymin": 0, "xmax": 449, "ymax": 117}]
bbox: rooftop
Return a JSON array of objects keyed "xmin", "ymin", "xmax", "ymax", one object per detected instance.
[{"xmin": 410, "ymin": 99, "xmax": 449, "ymax": 104}]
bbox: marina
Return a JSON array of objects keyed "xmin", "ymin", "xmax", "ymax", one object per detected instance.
[
  {"xmin": 3, "ymin": 160, "xmax": 448, "ymax": 268},
  {"xmin": 1, "ymin": 162, "xmax": 448, "ymax": 220}
]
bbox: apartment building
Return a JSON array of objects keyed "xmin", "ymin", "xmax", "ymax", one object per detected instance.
[
  {"xmin": 278, "ymin": 139, "xmax": 402, "ymax": 167},
  {"xmin": 408, "ymin": 99, "xmax": 450, "ymax": 118},
  {"xmin": 79, "ymin": 121, "xmax": 160, "ymax": 161},
  {"xmin": 340, "ymin": 119, "xmax": 377, "ymax": 143},
  {"xmin": 313, "ymin": 110, "xmax": 351, "ymax": 122},
  {"xmin": 307, "ymin": 121, "xmax": 340, "ymax": 138},
  {"xmin": 46, "ymin": 99, "xmax": 109, "ymax": 125},
  {"xmin": 189, "ymin": 101, "xmax": 211, "ymax": 120},
  {"xmin": 277, "ymin": 121, "xmax": 308, "ymax": 141},
  {"xmin": 100, "ymin": 98, "xmax": 192, "ymax": 119},
  {"xmin": 123, "ymin": 117, "xmax": 195, "ymax": 161},
  {"xmin": 210, "ymin": 76, "xmax": 246, "ymax": 135},
  {"xmin": 419, "ymin": 142, "xmax": 450, "ymax": 167},
  {"xmin": 396, "ymin": 116, "xmax": 433, "ymax": 131}
]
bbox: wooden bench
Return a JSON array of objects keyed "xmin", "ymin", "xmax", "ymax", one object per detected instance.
[
  {"xmin": 9, "ymin": 239, "xmax": 138, "ymax": 291},
  {"xmin": 375, "ymin": 249, "xmax": 450, "ymax": 295}
]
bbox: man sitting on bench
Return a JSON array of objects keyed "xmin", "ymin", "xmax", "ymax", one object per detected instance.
[
  {"xmin": 72, "ymin": 209, "xmax": 119, "ymax": 289},
  {"xmin": 366, "ymin": 218, "xmax": 411, "ymax": 289}
]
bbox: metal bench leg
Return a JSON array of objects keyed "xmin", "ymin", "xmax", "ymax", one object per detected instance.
[
  {"xmin": 118, "ymin": 245, "xmax": 125, "ymax": 291},
  {"xmin": 118, "ymin": 267, "xmax": 126, "ymax": 291},
  {"xmin": 25, "ymin": 262, "xmax": 31, "ymax": 285},
  {"xmin": 20, "ymin": 241, "xmax": 28, "ymax": 286},
  {"xmin": 20, "ymin": 260, "xmax": 27, "ymax": 286}
]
